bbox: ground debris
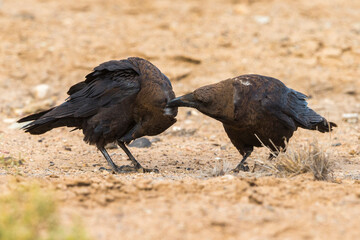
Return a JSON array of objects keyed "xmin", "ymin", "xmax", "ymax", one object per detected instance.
[
  {"xmin": 342, "ymin": 113, "xmax": 358, "ymax": 123},
  {"xmin": 171, "ymin": 55, "xmax": 201, "ymax": 65},
  {"xmin": 65, "ymin": 179, "xmax": 92, "ymax": 187}
]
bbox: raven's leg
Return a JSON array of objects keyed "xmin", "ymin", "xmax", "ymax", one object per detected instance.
[
  {"xmin": 98, "ymin": 147, "xmax": 120, "ymax": 172},
  {"xmin": 117, "ymin": 141, "xmax": 141, "ymax": 169},
  {"xmin": 119, "ymin": 123, "xmax": 142, "ymax": 144},
  {"xmin": 223, "ymin": 125, "xmax": 251, "ymax": 172},
  {"xmin": 232, "ymin": 150, "xmax": 252, "ymax": 172},
  {"xmin": 268, "ymin": 153, "xmax": 276, "ymax": 161},
  {"xmin": 117, "ymin": 141, "xmax": 159, "ymax": 173},
  {"xmin": 98, "ymin": 145, "xmax": 158, "ymax": 173}
]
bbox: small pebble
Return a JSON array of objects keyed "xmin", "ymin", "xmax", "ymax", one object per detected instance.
[
  {"xmin": 254, "ymin": 15, "xmax": 271, "ymax": 25},
  {"xmin": 129, "ymin": 138, "xmax": 152, "ymax": 148},
  {"xmin": 220, "ymin": 145, "xmax": 227, "ymax": 150},
  {"xmin": 32, "ymin": 84, "xmax": 50, "ymax": 99},
  {"xmin": 342, "ymin": 113, "xmax": 358, "ymax": 123},
  {"xmin": 172, "ymin": 126, "xmax": 182, "ymax": 131},
  {"xmin": 151, "ymin": 137, "xmax": 161, "ymax": 143},
  {"xmin": 64, "ymin": 146, "xmax": 72, "ymax": 151},
  {"xmin": 222, "ymin": 174, "xmax": 235, "ymax": 180},
  {"xmin": 3, "ymin": 118, "xmax": 16, "ymax": 123}
]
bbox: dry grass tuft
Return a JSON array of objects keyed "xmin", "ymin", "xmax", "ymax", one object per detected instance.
[
  {"xmin": 269, "ymin": 140, "xmax": 334, "ymax": 181},
  {"xmin": 253, "ymin": 135, "xmax": 334, "ymax": 181},
  {"xmin": 209, "ymin": 160, "xmax": 233, "ymax": 177}
]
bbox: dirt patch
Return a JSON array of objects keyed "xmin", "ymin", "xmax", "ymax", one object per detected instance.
[{"xmin": 1, "ymin": 0, "xmax": 360, "ymax": 239}]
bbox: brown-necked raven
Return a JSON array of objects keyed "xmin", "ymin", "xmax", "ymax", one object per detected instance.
[
  {"xmin": 18, "ymin": 57, "xmax": 178, "ymax": 173},
  {"xmin": 167, "ymin": 74, "xmax": 336, "ymax": 172}
]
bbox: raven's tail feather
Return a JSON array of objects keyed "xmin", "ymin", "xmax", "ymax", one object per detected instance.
[
  {"xmin": 311, "ymin": 119, "xmax": 337, "ymax": 133},
  {"xmin": 21, "ymin": 117, "xmax": 82, "ymax": 135},
  {"xmin": 286, "ymin": 89, "xmax": 337, "ymax": 133},
  {"xmin": 294, "ymin": 107, "xmax": 337, "ymax": 133},
  {"xmin": 17, "ymin": 108, "xmax": 55, "ymax": 123},
  {"xmin": 18, "ymin": 107, "xmax": 81, "ymax": 135},
  {"xmin": 21, "ymin": 118, "xmax": 58, "ymax": 135}
]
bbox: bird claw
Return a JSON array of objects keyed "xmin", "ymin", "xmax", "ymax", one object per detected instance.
[
  {"xmin": 231, "ymin": 164, "xmax": 250, "ymax": 173},
  {"xmin": 117, "ymin": 165, "xmax": 138, "ymax": 173},
  {"xmin": 99, "ymin": 165, "xmax": 159, "ymax": 174},
  {"xmin": 117, "ymin": 164, "xmax": 159, "ymax": 173},
  {"xmin": 137, "ymin": 167, "xmax": 159, "ymax": 173},
  {"xmin": 99, "ymin": 166, "xmax": 118, "ymax": 173},
  {"xmin": 99, "ymin": 165, "xmax": 136, "ymax": 173}
]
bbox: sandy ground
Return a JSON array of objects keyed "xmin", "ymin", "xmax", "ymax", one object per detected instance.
[{"xmin": 1, "ymin": 0, "xmax": 360, "ymax": 239}]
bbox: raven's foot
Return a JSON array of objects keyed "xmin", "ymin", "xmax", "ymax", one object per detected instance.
[
  {"xmin": 136, "ymin": 167, "xmax": 159, "ymax": 173},
  {"xmin": 118, "ymin": 164, "xmax": 159, "ymax": 173},
  {"xmin": 99, "ymin": 165, "xmax": 136, "ymax": 173},
  {"xmin": 99, "ymin": 165, "xmax": 159, "ymax": 174},
  {"xmin": 268, "ymin": 154, "xmax": 276, "ymax": 161},
  {"xmin": 231, "ymin": 163, "xmax": 250, "ymax": 173}
]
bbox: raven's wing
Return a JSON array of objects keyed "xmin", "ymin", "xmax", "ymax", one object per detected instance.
[
  {"xmin": 21, "ymin": 60, "xmax": 141, "ymax": 134},
  {"xmin": 261, "ymin": 83, "xmax": 336, "ymax": 132},
  {"xmin": 67, "ymin": 59, "xmax": 140, "ymax": 95}
]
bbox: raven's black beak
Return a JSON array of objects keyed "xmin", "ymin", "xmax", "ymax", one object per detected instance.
[{"xmin": 166, "ymin": 93, "xmax": 197, "ymax": 108}]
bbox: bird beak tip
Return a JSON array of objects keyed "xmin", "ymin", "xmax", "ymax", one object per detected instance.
[
  {"xmin": 166, "ymin": 94, "xmax": 197, "ymax": 108},
  {"xmin": 166, "ymin": 97, "xmax": 182, "ymax": 108}
]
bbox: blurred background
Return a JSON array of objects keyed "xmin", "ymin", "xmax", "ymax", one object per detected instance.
[{"xmin": 1, "ymin": 0, "xmax": 359, "ymax": 116}]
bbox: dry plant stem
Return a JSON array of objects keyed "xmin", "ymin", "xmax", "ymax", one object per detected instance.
[{"xmin": 254, "ymin": 134, "xmax": 333, "ymax": 181}]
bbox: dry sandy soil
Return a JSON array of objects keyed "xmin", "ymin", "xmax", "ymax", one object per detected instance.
[{"xmin": 1, "ymin": 0, "xmax": 360, "ymax": 239}]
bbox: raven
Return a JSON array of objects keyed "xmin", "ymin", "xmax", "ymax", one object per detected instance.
[
  {"xmin": 18, "ymin": 57, "xmax": 178, "ymax": 173},
  {"xmin": 167, "ymin": 74, "xmax": 336, "ymax": 172}
]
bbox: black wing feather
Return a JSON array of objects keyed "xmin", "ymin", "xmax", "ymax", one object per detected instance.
[
  {"xmin": 20, "ymin": 60, "xmax": 141, "ymax": 134},
  {"xmin": 67, "ymin": 59, "xmax": 140, "ymax": 96},
  {"xmin": 282, "ymin": 89, "xmax": 336, "ymax": 132},
  {"xmin": 85, "ymin": 59, "xmax": 140, "ymax": 84}
]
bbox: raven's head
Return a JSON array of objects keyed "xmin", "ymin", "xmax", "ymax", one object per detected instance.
[{"xmin": 166, "ymin": 83, "xmax": 229, "ymax": 122}]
